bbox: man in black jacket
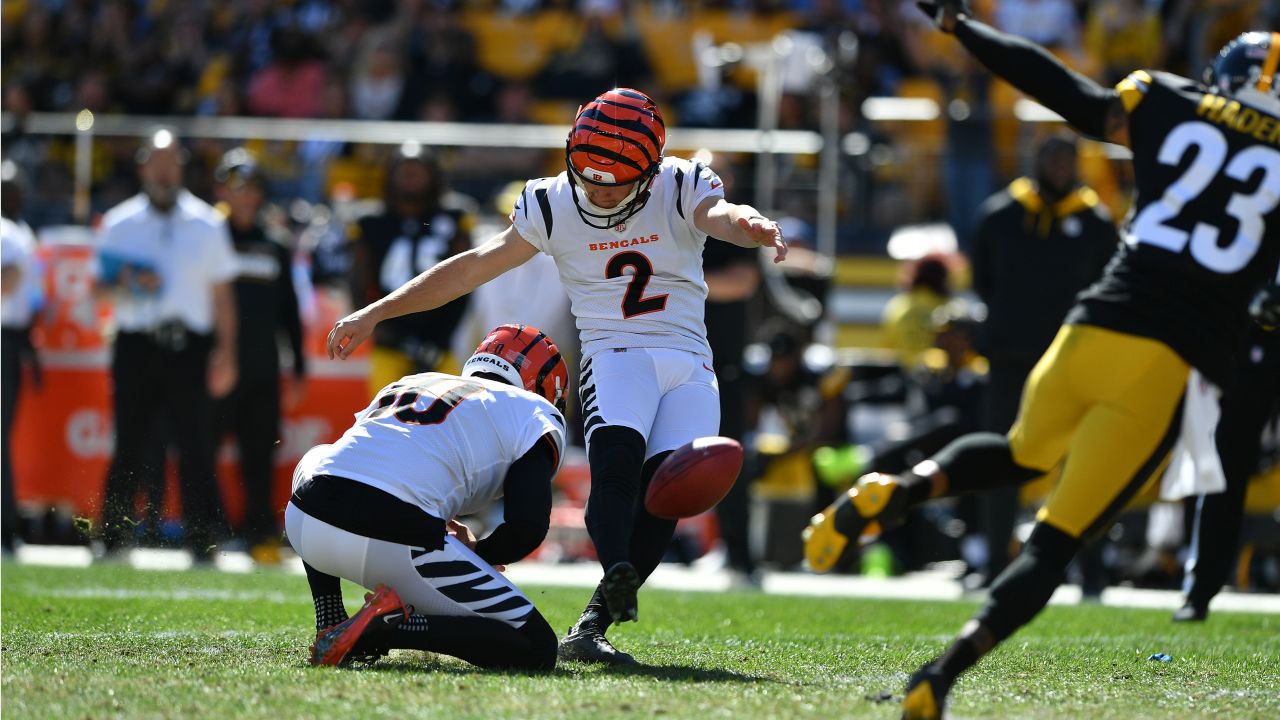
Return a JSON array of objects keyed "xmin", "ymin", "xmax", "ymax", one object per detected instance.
[
  {"xmin": 212, "ymin": 149, "xmax": 307, "ymax": 563},
  {"xmin": 969, "ymin": 133, "xmax": 1118, "ymax": 584}
]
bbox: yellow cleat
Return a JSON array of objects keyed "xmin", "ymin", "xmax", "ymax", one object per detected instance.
[
  {"xmin": 250, "ymin": 541, "xmax": 282, "ymax": 566},
  {"xmin": 802, "ymin": 473, "xmax": 902, "ymax": 573},
  {"xmin": 901, "ymin": 666, "xmax": 950, "ymax": 720}
]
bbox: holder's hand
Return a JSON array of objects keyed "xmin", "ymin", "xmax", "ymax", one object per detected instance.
[{"xmin": 447, "ymin": 519, "xmax": 477, "ymax": 552}]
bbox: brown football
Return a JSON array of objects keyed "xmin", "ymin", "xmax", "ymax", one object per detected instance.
[{"xmin": 645, "ymin": 437, "xmax": 744, "ymax": 519}]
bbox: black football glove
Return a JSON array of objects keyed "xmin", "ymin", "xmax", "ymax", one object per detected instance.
[
  {"xmin": 1249, "ymin": 284, "xmax": 1280, "ymax": 331},
  {"xmin": 916, "ymin": 0, "xmax": 971, "ymax": 32}
]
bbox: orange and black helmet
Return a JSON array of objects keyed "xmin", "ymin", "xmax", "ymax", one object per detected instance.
[
  {"xmin": 462, "ymin": 324, "xmax": 568, "ymax": 412},
  {"xmin": 565, "ymin": 88, "xmax": 665, "ymax": 229}
]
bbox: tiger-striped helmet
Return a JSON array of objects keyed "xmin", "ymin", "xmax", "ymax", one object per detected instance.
[
  {"xmin": 462, "ymin": 324, "xmax": 568, "ymax": 412},
  {"xmin": 565, "ymin": 88, "xmax": 665, "ymax": 229}
]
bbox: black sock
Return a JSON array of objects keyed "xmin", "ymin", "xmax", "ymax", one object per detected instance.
[
  {"xmin": 976, "ymin": 521, "xmax": 1080, "ymax": 642},
  {"xmin": 576, "ymin": 587, "xmax": 613, "ymax": 633},
  {"xmin": 584, "ymin": 427, "xmax": 647, "ymax": 570},
  {"xmin": 377, "ymin": 611, "xmax": 557, "ymax": 671},
  {"xmin": 899, "ymin": 470, "xmax": 934, "ymax": 506},
  {"xmin": 573, "ymin": 451, "xmax": 676, "ymax": 637},
  {"xmin": 902, "ymin": 433, "xmax": 1043, "ymax": 505},
  {"xmin": 627, "ymin": 452, "xmax": 679, "ymax": 582},
  {"xmin": 931, "ymin": 621, "xmax": 992, "ymax": 682},
  {"xmin": 314, "ymin": 594, "xmax": 349, "ymax": 631},
  {"xmin": 303, "ymin": 562, "xmax": 348, "ymax": 630},
  {"xmin": 398, "ymin": 614, "xmax": 429, "ymax": 632}
]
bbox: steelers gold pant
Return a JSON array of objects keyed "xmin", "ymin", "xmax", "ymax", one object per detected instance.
[
  {"xmin": 368, "ymin": 346, "xmax": 461, "ymax": 397},
  {"xmin": 1009, "ymin": 324, "xmax": 1188, "ymax": 541}
]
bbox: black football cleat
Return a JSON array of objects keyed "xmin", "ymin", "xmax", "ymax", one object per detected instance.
[
  {"xmin": 558, "ymin": 622, "xmax": 637, "ymax": 666},
  {"xmin": 901, "ymin": 665, "xmax": 952, "ymax": 720},
  {"xmin": 602, "ymin": 561, "xmax": 640, "ymax": 623}
]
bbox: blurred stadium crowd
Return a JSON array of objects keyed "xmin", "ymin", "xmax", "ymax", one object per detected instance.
[
  {"xmin": 1, "ymin": 0, "xmax": 1278, "ymax": 596},
  {"xmin": 3, "ymin": 0, "xmax": 1276, "ymax": 238}
]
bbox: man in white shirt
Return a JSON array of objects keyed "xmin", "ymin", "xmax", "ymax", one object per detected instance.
[
  {"xmin": 94, "ymin": 129, "xmax": 239, "ymax": 562},
  {"xmin": 1, "ymin": 168, "xmax": 40, "ymax": 554},
  {"xmin": 292, "ymin": 325, "xmax": 568, "ymax": 670},
  {"xmin": 327, "ymin": 88, "xmax": 787, "ymax": 664}
]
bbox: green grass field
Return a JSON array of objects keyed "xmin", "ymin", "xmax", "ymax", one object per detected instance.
[{"xmin": 2, "ymin": 562, "xmax": 1278, "ymax": 719}]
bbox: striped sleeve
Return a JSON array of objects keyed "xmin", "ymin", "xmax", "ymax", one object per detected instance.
[
  {"xmin": 677, "ymin": 158, "xmax": 726, "ymax": 232},
  {"xmin": 510, "ymin": 178, "xmax": 553, "ymax": 254},
  {"xmin": 1115, "ymin": 70, "xmax": 1152, "ymax": 113}
]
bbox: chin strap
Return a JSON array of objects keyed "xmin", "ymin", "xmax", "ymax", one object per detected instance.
[{"xmin": 569, "ymin": 174, "xmax": 654, "ymax": 229}]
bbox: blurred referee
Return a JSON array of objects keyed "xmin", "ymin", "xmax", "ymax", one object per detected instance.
[
  {"xmin": 95, "ymin": 129, "xmax": 238, "ymax": 562},
  {"xmin": 212, "ymin": 149, "xmax": 307, "ymax": 564}
]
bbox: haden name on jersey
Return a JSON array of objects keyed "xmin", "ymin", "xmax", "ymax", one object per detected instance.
[
  {"xmin": 1197, "ymin": 93, "xmax": 1280, "ymax": 145},
  {"xmin": 589, "ymin": 234, "xmax": 661, "ymax": 252}
]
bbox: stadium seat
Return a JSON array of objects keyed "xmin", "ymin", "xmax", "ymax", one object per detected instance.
[
  {"xmin": 461, "ymin": 10, "xmax": 578, "ymax": 81},
  {"xmin": 634, "ymin": 9, "xmax": 800, "ymax": 94},
  {"xmin": 529, "ymin": 99, "xmax": 577, "ymax": 127}
]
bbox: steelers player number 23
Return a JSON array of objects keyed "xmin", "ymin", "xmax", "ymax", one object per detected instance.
[
  {"xmin": 1130, "ymin": 120, "xmax": 1280, "ymax": 273},
  {"xmin": 369, "ymin": 378, "xmax": 485, "ymax": 426},
  {"xmin": 607, "ymin": 251, "xmax": 669, "ymax": 318}
]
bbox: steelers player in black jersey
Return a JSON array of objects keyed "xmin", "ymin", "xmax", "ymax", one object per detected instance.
[{"xmin": 802, "ymin": 2, "xmax": 1280, "ymax": 717}]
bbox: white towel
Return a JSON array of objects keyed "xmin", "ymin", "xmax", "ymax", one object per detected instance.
[{"xmin": 1159, "ymin": 369, "xmax": 1226, "ymax": 501}]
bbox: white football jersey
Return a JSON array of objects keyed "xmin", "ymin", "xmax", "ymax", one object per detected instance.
[
  {"xmin": 296, "ymin": 373, "xmax": 566, "ymax": 522},
  {"xmin": 511, "ymin": 156, "xmax": 726, "ymax": 361}
]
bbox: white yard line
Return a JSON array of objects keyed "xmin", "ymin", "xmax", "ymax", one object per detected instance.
[
  {"xmin": 10, "ymin": 544, "xmax": 1280, "ymax": 615},
  {"xmin": 26, "ymin": 584, "xmax": 308, "ymax": 604}
]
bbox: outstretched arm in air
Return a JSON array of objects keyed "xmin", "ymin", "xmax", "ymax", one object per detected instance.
[
  {"xmin": 918, "ymin": 1, "xmax": 1130, "ymax": 146},
  {"xmin": 327, "ymin": 225, "xmax": 539, "ymax": 359},
  {"xmin": 694, "ymin": 197, "xmax": 789, "ymax": 264}
]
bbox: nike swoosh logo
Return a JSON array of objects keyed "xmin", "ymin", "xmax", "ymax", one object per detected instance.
[{"xmin": 703, "ymin": 363, "xmax": 715, "ymax": 372}]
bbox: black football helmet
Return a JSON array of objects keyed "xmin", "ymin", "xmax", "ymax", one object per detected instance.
[{"xmin": 1204, "ymin": 31, "xmax": 1280, "ymax": 97}]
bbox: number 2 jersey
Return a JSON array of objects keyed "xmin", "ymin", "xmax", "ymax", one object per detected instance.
[
  {"xmin": 1067, "ymin": 70, "xmax": 1280, "ymax": 386},
  {"xmin": 295, "ymin": 373, "xmax": 565, "ymax": 522},
  {"xmin": 510, "ymin": 156, "xmax": 726, "ymax": 362}
]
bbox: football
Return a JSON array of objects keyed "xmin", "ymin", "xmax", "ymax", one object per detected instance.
[{"xmin": 645, "ymin": 436, "xmax": 744, "ymax": 519}]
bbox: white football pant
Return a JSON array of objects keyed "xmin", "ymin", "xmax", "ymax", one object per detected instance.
[
  {"xmin": 284, "ymin": 502, "xmax": 537, "ymax": 628},
  {"xmin": 579, "ymin": 347, "xmax": 720, "ymax": 460}
]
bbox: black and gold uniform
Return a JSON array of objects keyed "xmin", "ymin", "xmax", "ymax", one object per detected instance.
[
  {"xmin": 1067, "ymin": 69, "xmax": 1280, "ymax": 388},
  {"xmin": 353, "ymin": 202, "xmax": 473, "ymax": 394},
  {"xmin": 971, "ymin": 161, "xmax": 1118, "ymax": 578},
  {"xmin": 1011, "ymin": 65, "xmax": 1280, "ymax": 537},
  {"xmin": 800, "ymin": 9, "xmax": 1280, "ymax": 718},
  {"xmin": 973, "ymin": 174, "xmax": 1117, "ymax": 425}
]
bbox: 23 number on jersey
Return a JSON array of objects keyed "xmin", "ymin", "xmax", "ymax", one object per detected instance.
[
  {"xmin": 607, "ymin": 251, "xmax": 669, "ymax": 318},
  {"xmin": 367, "ymin": 378, "xmax": 485, "ymax": 426},
  {"xmin": 1130, "ymin": 120, "xmax": 1280, "ymax": 273}
]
